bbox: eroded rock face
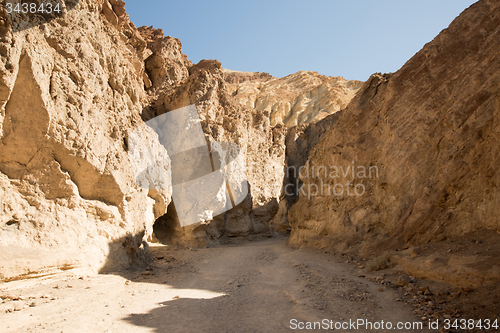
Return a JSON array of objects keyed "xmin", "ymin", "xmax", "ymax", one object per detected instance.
[
  {"xmin": 0, "ymin": 0, "xmax": 173, "ymax": 279},
  {"xmin": 0, "ymin": 0, "xmax": 288, "ymax": 278},
  {"xmin": 144, "ymin": 59, "xmax": 286, "ymax": 246},
  {"xmin": 271, "ymin": 111, "xmax": 344, "ymax": 232},
  {"xmin": 287, "ymin": 0, "xmax": 500, "ymax": 287},
  {"xmin": 225, "ymin": 69, "xmax": 363, "ymax": 127}
]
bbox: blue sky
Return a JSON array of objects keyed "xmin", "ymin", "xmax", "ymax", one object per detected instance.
[{"xmin": 125, "ymin": 0, "xmax": 477, "ymax": 81}]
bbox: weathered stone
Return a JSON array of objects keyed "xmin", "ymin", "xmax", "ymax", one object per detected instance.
[
  {"xmin": 287, "ymin": 0, "xmax": 500, "ymax": 287},
  {"xmin": 225, "ymin": 69, "xmax": 363, "ymax": 127}
]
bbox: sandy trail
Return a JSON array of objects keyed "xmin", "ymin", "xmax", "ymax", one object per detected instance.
[{"xmin": 1, "ymin": 237, "xmax": 431, "ymax": 332}]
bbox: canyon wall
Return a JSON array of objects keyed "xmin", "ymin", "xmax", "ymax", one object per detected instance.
[
  {"xmin": 225, "ymin": 69, "xmax": 363, "ymax": 127},
  {"xmin": 0, "ymin": 0, "xmax": 163, "ymax": 280},
  {"xmin": 143, "ymin": 59, "xmax": 287, "ymax": 247},
  {"xmin": 0, "ymin": 0, "xmax": 286, "ymax": 280},
  {"xmin": 288, "ymin": 0, "xmax": 500, "ymax": 287}
]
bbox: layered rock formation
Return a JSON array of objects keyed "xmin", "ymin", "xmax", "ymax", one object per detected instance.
[
  {"xmin": 271, "ymin": 111, "xmax": 344, "ymax": 232},
  {"xmin": 288, "ymin": 0, "xmax": 500, "ymax": 288},
  {"xmin": 225, "ymin": 69, "xmax": 363, "ymax": 127},
  {"xmin": 0, "ymin": 0, "xmax": 161, "ymax": 280},
  {"xmin": 143, "ymin": 59, "xmax": 286, "ymax": 247},
  {"xmin": 0, "ymin": 0, "xmax": 285, "ymax": 280}
]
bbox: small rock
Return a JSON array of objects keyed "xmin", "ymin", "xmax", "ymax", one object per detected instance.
[
  {"xmin": 173, "ymin": 296, "xmax": 180, "ymax": 300},
  {"xmin": 378, "ymin": 287, "xmax": 384, "ymax": 292},
  {"xmin": 397, "ymin": 274, "xmax": 412, "ymax": 287},
  {"xmin": 443, "ymin": 314, "xmax": 452, "ymax": 320},
  {"xmin": 410, "ymin": 248, "xmax": 421, "ymax": 258}
]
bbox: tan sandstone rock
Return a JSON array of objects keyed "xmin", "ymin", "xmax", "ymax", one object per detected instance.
[
  {"xmin": 0, "ymin": 0, "xmax": 288, "ymax": 279},
  {"xmin": 287, "ymin": 0, "xmax": 500, "ymax": 288},
  {"xmin": 0, "ymin": 0, "xmax": 174, "ymax": 279},
  {"xmin": 225, "ymin": 69, "xmax": 363, "ymax": 127}
]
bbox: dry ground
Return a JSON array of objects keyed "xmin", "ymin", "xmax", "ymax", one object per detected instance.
[{"xmin": 1, "ymin": 236, "xmax": 492, "ymax": 332}]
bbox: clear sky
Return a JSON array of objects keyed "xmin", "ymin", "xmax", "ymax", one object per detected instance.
[{"xmin": 125, "ymin": 0, "xmax": 477, "ymax": 81}]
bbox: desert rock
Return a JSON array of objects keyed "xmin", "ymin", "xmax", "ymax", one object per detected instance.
[
  {"xmin": 287, "ymin": 0, "xmax": 500, "ymax": 288},
  {"xmin": 225, "ymin": 69, "xmax": 363, "ymax": 127}
]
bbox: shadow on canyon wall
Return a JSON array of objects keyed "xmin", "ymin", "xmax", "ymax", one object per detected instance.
[{"xmin": 273, "ymin": 111, "xmax": 344, "ymax": 231}]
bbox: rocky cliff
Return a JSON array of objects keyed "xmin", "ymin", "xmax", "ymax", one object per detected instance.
[
  {"xmin": 143, "ymin": 59, "xmax": 286, "ymax": 247},
  {"xmin": 288, "ymin": 0, "xmax": 500, "ymax": 289},
  {"xmin": 225, "ymin": 69, "xmax": 363, "ymax": 127},
  {"xmin": 0, "ymin": 0, "xmax": 285, "ymax": 281}
]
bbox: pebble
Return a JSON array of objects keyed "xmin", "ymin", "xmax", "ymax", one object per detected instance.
[{"xmin": 397, "ymin": 274, "xmax": 412, "ymax": 287}]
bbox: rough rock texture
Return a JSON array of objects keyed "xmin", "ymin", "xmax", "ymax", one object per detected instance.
[
  {"xmin": 288, "ymin": 0, "xmax": 500, "ymax": 288},
  {"xmin": 225, "ymin": 69, "xmax": 363, "ymax": 127},
  {"xmin": 271, "ymin": 112, "xmax": 343, "ymax": 232},
  {"xmin": 0, "ymin": 0, "xmax": 169, "ymax": 280},
  {"xmin": 0, "ymin": 0, "xmax": 286, "ymax": 280},
  {"xmin": 144, "ymin": 59, "xmax": 286, "ymax": 247}
]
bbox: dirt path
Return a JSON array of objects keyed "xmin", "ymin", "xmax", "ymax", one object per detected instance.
[{"xmin": 1, "ymin": 237, "xmax": 432, "ymax": 332}]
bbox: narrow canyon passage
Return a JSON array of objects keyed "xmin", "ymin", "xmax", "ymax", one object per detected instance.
[{"xmin": 1, "ymin": 238, "xmax": 431, "ymax": 333}]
